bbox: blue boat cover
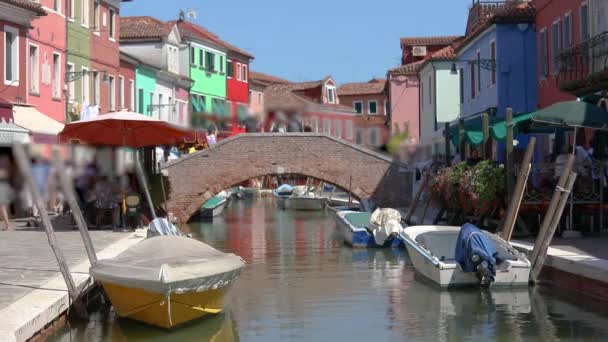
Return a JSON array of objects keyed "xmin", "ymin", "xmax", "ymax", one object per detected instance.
[
  {"xmin": 454, "ymin": 223, "xmax": 497, "ymax": 277},
  {"xmin": 276, "ymin": 184, "xmax": 294, "ymax": 195}
]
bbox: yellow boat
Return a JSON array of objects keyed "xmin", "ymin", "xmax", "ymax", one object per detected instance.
[{"xmin": 90, "ymin": 235, "xmax": 244, "ymax": 329}]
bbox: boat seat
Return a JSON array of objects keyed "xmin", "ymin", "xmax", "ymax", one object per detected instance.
[{"xmin": 416, "ymin": 231, "xmax": 459, "ymax": 261}]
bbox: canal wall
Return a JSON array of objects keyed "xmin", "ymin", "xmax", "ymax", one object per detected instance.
[{"xmin": 0, "ymin": 229, "xmax": 146, "ymax": 342}]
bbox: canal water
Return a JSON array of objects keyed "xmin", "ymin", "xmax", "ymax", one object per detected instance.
[{"xmin": 51, "ymin": 197, "xmax": 608, "ymax": 341}]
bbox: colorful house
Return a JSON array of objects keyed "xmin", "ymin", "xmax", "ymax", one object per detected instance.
[
  {"xmin": 401, "ymin": 36, "xmax": 461, "ymax": 66},
  {"xmin": 119, "ymin": 52, "xmax": 137, "ymax": 112},
  {"xmin": 387, "ymin": 62, "xmax": 423, "ymax": 142},
  {"xmin": 338, "ymin": 78, "xmax": 389, "ymax": 147},
  {"xmin": 66, "ymin": 0, "xmax": 93, "ymax": 121},
  {"xmin": 226, "ymin": 46, "xmax": 254, "ymax": 133},
  {"xmin": 120, "ymin": 17, "xmax": 193, "ymax": 126},
  {"xmin": 418, "ymin": 45, "xmax": 462, "ymax": 155},
  {"xmin": 249, "ymin": 71, "xmax": 291, "ymax": 131}
]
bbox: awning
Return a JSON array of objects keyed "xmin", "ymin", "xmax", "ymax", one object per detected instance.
[
  {"xmin": 13, "ymin": 106, "xmax": 64, "ymax": 143},
  {"xmin": 529, "ymin": 101, "xmax": 608, "ymax": 130},
  {"xmin": 0, "ymin": 120, "xmax": 30, "ymax": 146}
]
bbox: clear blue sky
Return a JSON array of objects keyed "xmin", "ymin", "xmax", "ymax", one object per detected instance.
[{"xmin": 122, "ymin": 0, "xmax": 472, "ymax": 84}]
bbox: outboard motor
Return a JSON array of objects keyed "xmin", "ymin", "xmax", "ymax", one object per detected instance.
[{"xmin": 455, "ymin": 223, "xmax": 498, "ymax": 287}]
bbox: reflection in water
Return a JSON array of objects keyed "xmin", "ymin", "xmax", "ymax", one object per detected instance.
[{"xmin": 50, "ymin": 198, "xmax": 608, "ymax": 341}]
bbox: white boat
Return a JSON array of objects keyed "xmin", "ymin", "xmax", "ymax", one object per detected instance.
[
  {"xmin": 283, "ymin": 195, "xmax": 326, "ymax": 210},
  {"xmin": 334, "ymin": 209, "xmax": 404, "ymax": 248},
  {"xmin": 401, "ymin": 225, "xmax": 531, "ymax": 287}
]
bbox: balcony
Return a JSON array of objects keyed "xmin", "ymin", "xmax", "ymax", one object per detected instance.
[
  {"xmin": 559, "ymin": 31, "xmax": 608, "ymax": 97},
  {"xmin": 466, "ymin": 1, "xmax": 526, "ymax": 34}
]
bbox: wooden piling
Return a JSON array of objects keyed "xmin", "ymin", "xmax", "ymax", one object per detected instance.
[
  {"xmin": 481, "ymin": 112, "xmax": 490, "ymax": 160},
  {"xmin": 405, "ymin": 173, "xmax": 428, "ymax": 224},
  {"xmin": 501, "ymin": 136, "xmax": 535, "ymax": 241},
  {"xmin": 51, "ymin": 148, "xmax": 97, "ymax": 264},
  {"xmin": 529, "ymin": 154, "xmax": 575, "ymax": 280},
  {"xmin": 134, "ymin": 150, "xmax": 157, "ymax": 220},
  {"xmin": 12, "ymin": 143, "xmax": 88, "ymax": 319},
  {"xmin": 530, "ymin": 170, "xmax": 578, "ymax": 283},
  {"xmin": 505, "ymin": 108, "xmax": 514, "ymax": 200}
]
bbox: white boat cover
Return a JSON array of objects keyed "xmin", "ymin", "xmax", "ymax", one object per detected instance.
[
  {"xmin": 369, "ymin": 208, "xmax": 403, "ymax": 245},
  {"xmin": 90, "ymin": 236, "xmax": 245, "ymax": 295},
  {"xmin": 147, "ymin": 217, "xmax": 187, "ymax": 238}
]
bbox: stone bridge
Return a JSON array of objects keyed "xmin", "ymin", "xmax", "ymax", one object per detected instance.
[{"xmin": 163, "ymin": 133, "xmax": 414, "ymax": 223}]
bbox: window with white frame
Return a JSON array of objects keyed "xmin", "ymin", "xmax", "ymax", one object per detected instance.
[
  {"xmin": 490, "ymin": 41, "xmax": 496, "ymax": 85},
  {"xmin": 93, "ymin": 71, "xmax": 100, "ymax": 105},
  {"xmin": 109, "ymin": 75, "xmax": 116, "ymax": 111},
  {"xmin": 158, "ymin": 93, "xmax": 163, "ymax": 118},
  {"xmin": 168, "ymin": 96, "xmax": 174, "ymax": 122},
  {"xmin": 581, "ymin": 2, "xmax": 589, "ymax": 41},
  {"xmin": 52, "ymin": 53, "xmax": 61, "ymax": 98},
  {"xmin": 327, "ymin": 87, "xmax": 336, "ymax": 103},
  {"xmin": 355, "ymin": 128, "xmax": 364, "ymax": 145},
  {"xmin": 353, "ymin": 101, "xmax": 362, "ymax": 114},
  {"xmin": 190, "ymin": 47, "xmax": 196, "ymax": 66},
  {"xmin": 93, "ymin": 2, "xmax": 100, "ymax": 32},
  {"xmin": 552, "ymin": 19, "xmax": 562, "ymax": 74},
  {"xmin": 242, "ymin": 64, "xmax": 248, "ymax": 82},
  {"xmin": 205, "ymin": 51, "xmax": 215, "ymax": 72},
  {"xmin": 323, "ymin": 118, "xmax": 331, "ymax": 134},
  {"xmin": 118, "ymin": 76, "xmax": 124, "ymax": 109},
  {"xmin": 109, "ymin": 8, "xmax": 116, "ymax": 39},
  {"xmin": 81, "ymin": 0, "xmax": 90, "ymax": 27},
  {"xmin": 384, "ymin": 100, "xmax": 388, "ymax": 115},
  {"xmin": 53, "ymin": 0, "xmax": 61, "ymax": 14},
  {"xmin": 311, "ymin": 116, "xmax": 319, "ymax": 132},
  {"xmin": 334, "ymin": 119, "xmax": 342, "ymax": 138},
  {"xmin": 168, "ymin": 46, "xmax": 179, "ymax": 74},
  {"xmin": 67, "ymin": 63, "xmax": 75, "ymax": 102},
  {"xmin": 226, "ymin": 59, "xmax": 233, "ymax": 78},
  {"xmin": 236, "ymin": 63, "xmax": 242, "ymax": 81},
  {"xmin": 564, "ymin": 12, "xmax": 573, "ymax": 49},
  {"xmin": 345, "ymin": 120, "xmax": 354, "ymax": 140},
  {"xmin": 368, "ymin": 100, "xmax": 378, "ymax": 115},
  {"xmin": 470, "ymin": 63, "xmax": 476, "ymax": 99},
  {"xmin": 219, "ymin": 56, "xmax": 224, "ymax": 74},
  {"xmin": 539, "ymin": 29, "xmax": 548, "ymax": 78},
  {"xmin": 69, "ymin": 0, "xmax": 75, "ymax": 20},
  {"xmin": 29, "ymin": 45, "xmax": 39, "ymax": 93},
  {"xmin": 459, "ymin": 68, "xmax": 464, "ymax": 103},
  {"xmin": 369, "ymin": 127, "xmax": 380, "ymax": 146},
  {"xmin": 476, "ymin": 51, "xmax": 481, "ymax": 92},
  {"xmin": 129, "ymin": 80, "xmax": 135, "ymax": 111},
  {"xmin": 82, "ymin": 67, "xmax": 90, "ymax": 104},
  {"xmin": 4, "ymin": 26, "xmax": 19, "ymax": 85}
]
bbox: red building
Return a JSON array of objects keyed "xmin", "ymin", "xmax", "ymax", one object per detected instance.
[
  {"xmin": 90, "ymin": 0, "xmax": 121, "ymax": 114},
  {"xmin": 226, "ymin": 48, "xmax": 253, "ymax": 133},
  {"xmin": 119, "ymin": 52, "xmax": 137, "ymax": 112},
  {"xmin": 400, "ymin": 36, "xmax": 461, "ymax": 65},
  {"xmin": 338, "ymin": 78, "xmax": 390, "ymax": 147},
  {"xmin": 536, "ymin": 0, "xmax": 582, "ymax": 109}
]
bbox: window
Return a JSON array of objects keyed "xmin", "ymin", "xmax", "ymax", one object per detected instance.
[
  {"xmin": 168, "ymin": 96, "xmax": 175, "ymax": 122},
  {"xmin": 384, "ymin": 100, "xmax": 389, "ymax": 116},
  {"xmin": 67, "ymin": 63, "xmax": 75, "ymax": 102},
  {"xmin": 564, "ymin": 12, "xmax": 572, "ymax": 49},
  {"xmin": 29, "ymin": 45, "xmax": 39, "ymax": 93},
  {"xmin": 109, "ymin": 75, "xmax": 116, "ymax": 111},
  {"xmin": 327, "ymin": 87, "xmax": 335, "ymax": 103},
  {"xmin": 219, "ymin": 56, "xmax": 224, "ymax": 74},
  {"xmin": 334, "ymin": 119, "xmax": 342, "ymax": 138},
  {"xmin": 236, "ymin": 63, "xmax": 242, "ymax": 81},
  {"xmin": 93, "ymin": 71, "xmax": 100, "ymax": 105},
  {"xmin": 539, "ymin": 29, "xmax": 548, "ymax": 78},
  {"xmin": 82, "ymin": 67, "xmax": 90, "ymax": 104},
  {"xmin": 428, "ymin": 75, "xmax": 432, "ymax": 104},
  {"xmin": 356, "ymin": 128, "xmax": 364, "ymax": 145},
  {"xmin": 581, "ymin": 2, "xmax": 589, "ymax": 41},
  {"xmin": 52, "ymin": 53, "xmax": 61, "ymax": 98},
  {"xmin": 369, "ymin": 128, "xmax": 380, "ymax": 146},
  {"xmin": 157, "ymin": 93, "xmax": 163, "ymax": 118},
  {"xmin": 137, "ymin": 88, "xmax": 144, "ymax": 113},
  {"xmin": 242, "ymin": 65, "xmax": 248, "ymax": 82},
  {"xmin": 149, "ymin": 92, "xmax": 154, "ymax": 115},
  {"xmin": 470, "ymin": 63, "xmax": 476, "ymax": 99},
  {"xmin": 81, "ymin": 0, "xmax": 90, "ymax": 27},
  {"xmin": 345, "ymin": 121, "xmax": 354, "ymax": 140},
  {"xmin": 323, "ymin": 118, "xmax": 331, "ymax": 134},
  {"xmin": 552, "ymin": 20, "xmax": 562, "ymax": 74},
  {"xmin": 190, "ymin": 47, "xmax": 196, "ymax": 65},
  {"xmin": 459, "ymin": 68, "xmax": 464, "ymax": 104},
  {"xmin": 476, "ymin": 51, "xmax": 481, "ymax": 93},
  {"xmin": 227, "ymin": 60, "xmax": 233, "ymax": 78},
  {"xmin": 4, "ymin": 26, "xmax": 19, "ymax": 85},
  {"xmin": 205, "ymin": 51, "xmax": 215, "ymax": 72},
  {"xmin": 311, "ymin": 116, "xmax": 319, "ymax": 132},
  {"xmin": 199, "ymin": 49, "xmax": 204, "ymax": 68},
  {"xmin": 258, "ymin": 92, "xmax": 262, "ymax": 104},
  {"xmin": 199, "ymin": 95, "xmax": 207, "ymax": 113},
  {"xmin": 368, "ymin": 100, "xmax": 378, "ymax": 115},
  {"xmin": 109, "ymin": 9, "xmax": 116, "ymax": 39},
  {"xmin": 168, "ymin": 46, "xmax": 179, "ymax": 74},
  {"xmin": 54, "ymin": 0, "xmax": 61, "ymax": 13},
  {"xmin": 129, "ymin": 80, "xmax": 135, "ymax": 111},
  {"xmin": 68, "ymin": 0, "xmax": 75, "ymax": 20},
  {"xmin": 118, "ymin": 76, "xmax": 124, "ymax": 110},
  {"xmin": 93, "ymin": 2, "xmax": 100, "ymax": 32},
  {"xmin": 353, "ymin": 101, "xmax": 363, "ymax": 114},
  {"xmin": 490, "ymin": 41, "xmax": 496, "ymax": 85}
]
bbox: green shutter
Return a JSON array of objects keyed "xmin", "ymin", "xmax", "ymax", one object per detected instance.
[
  {"xmin": 191, "ymin": 95, "xmax": 200, "ymax": 112},
  {"xmin": 199, "ymin": 95, "xmax": 207, "ymax": 113}
]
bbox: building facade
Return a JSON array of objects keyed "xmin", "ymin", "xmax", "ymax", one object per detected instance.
[
  {"xmin": 226, "ymin": 50, "xmax": 253, "ymax": 133},
  {"xmin": 119, "ymin": 52, "xmax": 137, "ymax": 112},
  {"xmin": 387, "ymin": 62, "xmax": 423, "ymax": 142},
  {"xmin": 66, "ymin": 0, "xmax": 93, "ymax": 121}
]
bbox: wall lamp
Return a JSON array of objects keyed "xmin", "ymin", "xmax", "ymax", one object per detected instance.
[
  {"xmin": 450, "ymin": 59, "xmax": 498, "ymax": 75},
  {"xmin": 65, "ymin": 70, "xmax": 110, "ymax": 83}
]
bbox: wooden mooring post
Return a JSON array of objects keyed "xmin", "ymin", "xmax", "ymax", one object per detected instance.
[
  {"xmin": 529, "ymin": 154, "xmax": 576, "ymax": 283},
  {"xmin": 505, "ymin": 108, "xmax": 514, "ymax": 201},
  {"xmin": 501, "ymin": 136, "xmax": 535, "ymax": 241},
  {"xmin": 135, "ymin": 150, "xmax": 158, "ymax": 220},
  {"xmin": 12, "ymin": 143, "xmax": 88, "ymax": 319},
  {"xmin": 481, "ymin": 112, "xmax": 490, "ymax": 160}
]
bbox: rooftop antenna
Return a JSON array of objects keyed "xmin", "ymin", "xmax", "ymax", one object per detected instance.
[
  {"xmin": 186, "ymin": 10, "xmax": 197, "ymax": 21},
  {"xmin": 178, "ymin": 10, "xmax": 185, "ymax": 21}
]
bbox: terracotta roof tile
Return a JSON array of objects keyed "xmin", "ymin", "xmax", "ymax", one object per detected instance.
[
  {"xmin": 120, "ymin": 16, "xmax": 174, "ymax": 41},
  {"xmin": 429, "ymin": 45, "xmax": 458, "ymax": 60},
  {"xmin": 250, "ymin": 71, "xmax": 291, "ymax": 85},
  {"xmin": 387, "ymin": 61, "xmax": 425, "ymax": 75},
  {"xmin": 5, "ymin": 0, "xmax": 46, "ymax": 16},
  {"xmin": 338, "ymin": 79, "xmax": 386, "ymax": 96},
  {"xmin": 400, "ymin": 36, "xmax": 461, "ymax": 46},
  {"xmin": 177, "ymin": 20, "xmax": 253, "ymax": 59}
]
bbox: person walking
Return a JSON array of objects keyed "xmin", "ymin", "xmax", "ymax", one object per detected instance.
[{"xmin": 0, "ymin": 155, "xmax": 14, "ymax": 230}]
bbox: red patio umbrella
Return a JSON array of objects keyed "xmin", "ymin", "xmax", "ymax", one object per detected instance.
[{"xmin": 59, "ymin": 109, "xmax": 192, "ymax": 148}]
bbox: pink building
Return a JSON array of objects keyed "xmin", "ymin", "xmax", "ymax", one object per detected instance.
[
  {"xmin": 27, "ymin": 0, "xmax": 67, "ymax": 123},
  {"xmin": 386, "ymin": 62, "xmax": 423, "ymax": 142},
  {"xmin": 119, "ymin": 52, "xmax": 137, "ymax": 112},
  {"xmin": 249, "ymin": 71, "xmax": 291, "ymax": 129}
]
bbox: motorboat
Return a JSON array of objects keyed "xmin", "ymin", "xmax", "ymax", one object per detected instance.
[
  {"xmin": 90, "ymin": 235, "xmax": 245, "ymax": 329},
  {"xmin": 200, "ymin": 195, "xmax": 228, "ymax": 220},
  {"xmin": 333, "ymin": 208, "xmax": 405, "ymax": 248},
  {"xmin": 272, "ymin": 184, "xmax": 294, "ymax": 209},
  {"xmin": 274, "ymin": 185, "xmax": 327, "ymax": 211},
  {"xmin": 401, "ymin": 224, "xmax": 531, "ymax": 287}
]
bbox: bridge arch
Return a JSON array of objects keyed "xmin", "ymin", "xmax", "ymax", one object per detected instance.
[{"xmin": 163, "ymin": 133, "xmax": 413, "ymax": 223}]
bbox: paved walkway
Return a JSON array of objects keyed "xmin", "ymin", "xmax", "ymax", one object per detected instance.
[{"xmin": 0, "ymin": 218, "xmax": 146, "ymax": 342}]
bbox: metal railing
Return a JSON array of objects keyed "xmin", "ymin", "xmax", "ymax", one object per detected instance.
[{"xmin": 558, "ymin": 31, "xmax": 608, "ymax": 91}]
